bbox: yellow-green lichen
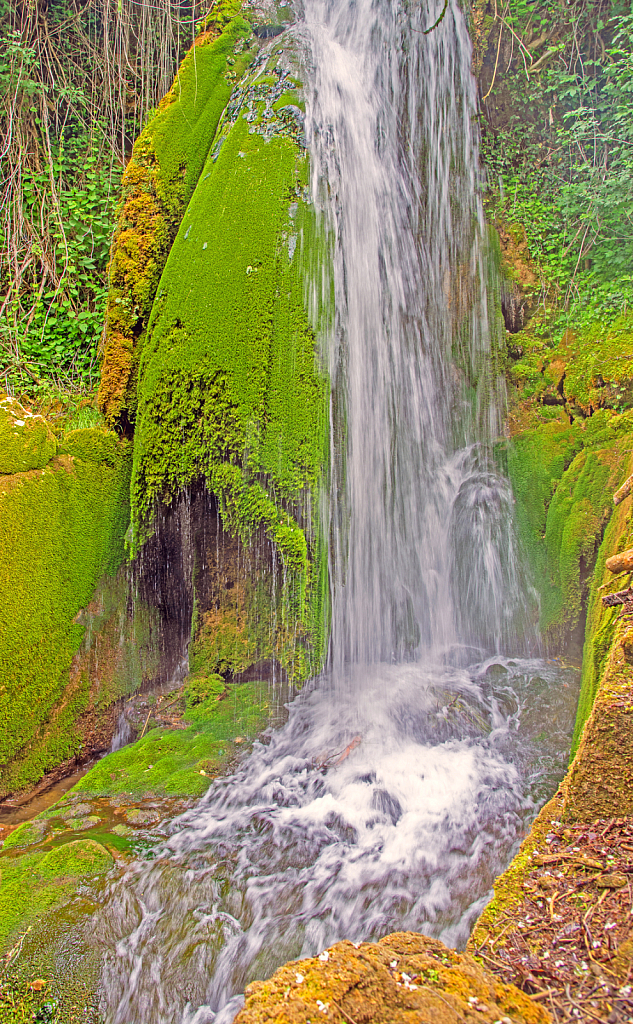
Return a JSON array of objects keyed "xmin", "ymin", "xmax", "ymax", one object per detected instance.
[{"xmin": 235, "ymin": 932, "xmax": 550, "ymax": 1024}]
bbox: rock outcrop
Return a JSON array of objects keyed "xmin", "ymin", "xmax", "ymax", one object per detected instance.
[{"xmin": 234, "ymin": 932, "xmax": 550, "ymax": 1024}]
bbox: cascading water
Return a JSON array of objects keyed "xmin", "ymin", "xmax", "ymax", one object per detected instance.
[
  {"xmin": 88, "ymin": 1, "xmax": 579, "ymax": 1020},
  {"xmin": 308, "ymin": 0, "xmax": 518, "ymax": 666}
]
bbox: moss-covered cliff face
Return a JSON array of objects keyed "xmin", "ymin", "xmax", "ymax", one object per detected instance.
[
  {"xmin": 101, "ymin": 4, "xmax": 329, "ymax": 685},
  {"xmin": 98, "ymin": 4, "xmax": 256, "ymax": 432},
  {"xmin": 1, "ymin": 1, "xmax": 328, "ymax": 805},
  {"xmin": 0, "ymin": 399, "xmax": 137, "ymax": 797}
]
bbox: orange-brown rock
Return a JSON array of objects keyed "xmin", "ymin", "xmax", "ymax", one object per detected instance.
[
  {"xmin": 613, "ymin": 472, "xmax": 633, "ymax": 505},
  {"xmin": 605, "ymin": 547, "xmax": 633, "ymax": 573},
  {"xmin": 234, "ymin": 931, "xmax": 550, "ymax": 1024}
]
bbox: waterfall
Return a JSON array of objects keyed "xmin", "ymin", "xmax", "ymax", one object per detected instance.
[
  {"xmin": 89, "ymin": 3, "xmax": 578, "ymax": 1021},
  {"xmin": 306, "ymin": 0, "xmax": 520, "ymax": 669}
]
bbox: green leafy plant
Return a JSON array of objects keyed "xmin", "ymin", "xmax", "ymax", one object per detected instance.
[
  {"xmin": 481, "ymin": 0, "xmax": 633, "ymax": 337},
  {"xmin": 0, "ymin": 0, "xmax": 214, "ymax": 396}
]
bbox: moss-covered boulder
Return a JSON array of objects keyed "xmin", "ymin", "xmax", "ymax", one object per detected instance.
[
  {"xmin": 234, "ymin": 932, "xmax": 550, "ymax": 1024},
  {"xmin": 0, "ymin": 424, "xmax": 133, "ymax": 796},
  {"xmin": 506, "ymin": 410, "xmax": 633, "ymax": 648},
  {"xmin": 0, "ymin": 396, "xmax": 57, "ymax": 474},
  {"xmin": 0, "ymin": 838, "xmax": 113, "ymax": 947},
  {"xmin": 101, "ymin": 7, "xmax": 329, "ymax": 684}
]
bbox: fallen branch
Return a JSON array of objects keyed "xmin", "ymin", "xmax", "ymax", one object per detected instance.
[
  {"xmin": 139, "ymin": 707, "xmax": 152, "ymax": 739},
  {"xmin": 602, "ymin": 587, "xmax": 633, "ymax": 607}
]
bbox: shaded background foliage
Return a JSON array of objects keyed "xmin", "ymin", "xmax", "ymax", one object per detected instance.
[
  {"xmin": 478, "ymin": 0, "xmax": 633, "ymax": 340},
  {"xmin": 0, "ymin": 0, "xmax": 207, "ymax": 394}
]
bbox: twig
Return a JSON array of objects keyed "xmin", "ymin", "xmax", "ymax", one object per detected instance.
[
  {"xmin": 160, "ymin": 688, "xmax": 185, "ymax": 712},
  {"xmin": 564, "ymin": 984, "xmax": 606, "ymax": 1022},
  {"xmin": 528, "ymin": 989, "xmax": 552, "ymax": 1002},
  {"xmin": 331, "ymin": 1000, "xmax": 359, "ymax": 1024},
  {"xmin": 482, "ymin": 4, "xmax": 503, "ymax": 102},
  {"xmin": 139, "ymin": 707, "xmax": 152, "ymax": 739}
]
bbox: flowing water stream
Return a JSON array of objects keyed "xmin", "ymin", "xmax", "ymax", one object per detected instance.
[{"xmin": 91, "ymin": 0, "xmax": 580, "ymax": 1018}]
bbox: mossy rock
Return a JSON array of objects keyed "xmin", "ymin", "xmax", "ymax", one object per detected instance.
[
  {"xmin": 0, "ymin": 431, "xmax": 133, "ymax": 796},
  {"xmin": 98, "ymin": 13, "xmax": 256, "ymax": 429},
  {"xmin": 58, "ymin": 427, "xmax": 123, "ymax": 466},
  {"xmin": 128, "ymin": 41, "xmax": 328, "ymax": 680},
  {"xmin": 0, "ymin": 839, "xmax": 113, "ymax": 947},
  {"xmin": 70, "ymin": 678, "xmax": 271, "ymax": 799},
  {"xmin": 235, "ymin": 932, "xmax": 550, "ymax": 1024},
  {"xmin": 0, "ymin": 397, "xmax": 57, "ymax": 474}
]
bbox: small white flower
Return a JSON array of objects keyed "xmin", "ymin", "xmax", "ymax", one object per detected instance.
[
  {"xmin": 316, "ymin": 1000, "xmax": 329, "ymax": 1014},
  {"xmin": 295, "ymin": 973, "xmax": 304, "ymax": 984},
  {"xmin": 390, "ymin": 960, "xmax": 398, "ymax": 969},
  {"xmin": 318, "ymin": 950, "xmax": 329, "ymax": 962}
]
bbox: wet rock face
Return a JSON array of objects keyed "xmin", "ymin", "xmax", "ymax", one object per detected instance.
[
  {"xmin": 234, "ymin": 932, "xmax": 550, "ymax": 1024},
  {"xmin": 133, "ymin": 482, "xmax": 276, "ymax": 685}
]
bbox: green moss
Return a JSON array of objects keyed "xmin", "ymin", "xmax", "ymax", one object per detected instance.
[
  {"xmin": 131, "ymin": 52, "xmax": 328, "ymax": 680},
  {"xmin": 571, "ymin": 457, "xmax": 633, "ymax": 752},
  {"xmin": 0, "ymin": 440, "xmax": 132, "ymax": 797},
  {"xmin": 272, "ymin": 92, "xmax": 305, "ymax": 112},
  {"xmin": 560, "ymin": 314, "xmax": 633, "ymax": 414},
  {"xmin": 0, "ymin": 839, "xmax": 113, "ymax": 947},
  {"xmin": 133, "ymin": 120, "xmax": 325, "ymax": 518},
  {"xmin": 506, "ymin": 420, "xmax": 583, "ymax": 632},
  {"xmin": 507, "ymin": 409, "xmax": 633, "ymax": 645},
  {"xmin": 71, "ymin": 679, "xmax": 271, "ymax": 799},
  {"xmin": 58, "ymin": 427, "xmax": 121, "ymax": 466},
  {"xmin": 0, "ymin": 398, "xmax": 57, "ymax": 475},
  {"xmin": 98, "ymin": 12, "xmax": 256, "ymax": 428},
  {"xmin": 540, "ymin": 448, "xmax": 612, "ymax": 639}
]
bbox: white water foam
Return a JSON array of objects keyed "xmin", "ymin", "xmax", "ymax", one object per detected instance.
[{"xmin": 96, "ymin": 657, "xmax": 577, "ymax": 1022}]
